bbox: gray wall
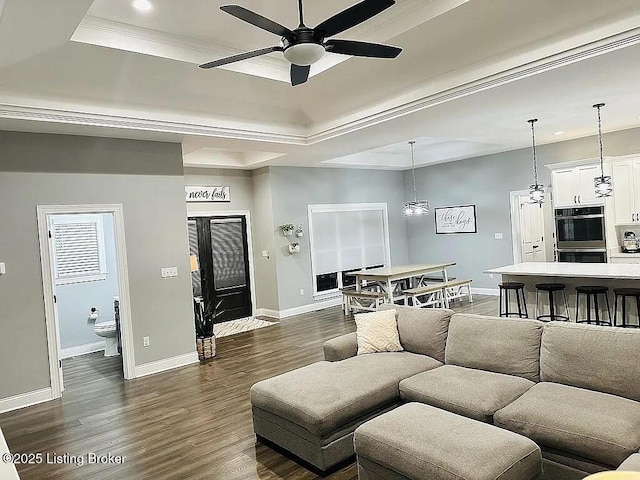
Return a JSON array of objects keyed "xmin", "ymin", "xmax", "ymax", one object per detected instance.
[
  {"xmin": 269, "ymin": 166, "xmax": 410, "ymax": 311},
  {"xmin": 251, "ymin": 168, "xmax": 279, "ymax": 311},
  {"xmin": 56, "ymin": 213, "xmax": 119, "ymax": 350},
  {"xmin": 407, "ymin": 126, "xmax": 640, "ymax": 288},
  {"xmin": 0, "ymin": 131, "xmax": 195, "ymax": 399}
]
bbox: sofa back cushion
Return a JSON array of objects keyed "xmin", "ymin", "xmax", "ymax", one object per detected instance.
[
  {"xmin": 445, "ymin": 314, "xmax": 544, "ymax": 382},
  {"xmin": 380, "ymin": 304, "xmax": 453, "ymax": 362},
  {"xmin": 540, "ymin": 322, "xmax": 640, "ymax": 402}
]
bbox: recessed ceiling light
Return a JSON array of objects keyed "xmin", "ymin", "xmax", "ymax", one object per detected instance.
[
  {"xmin": 132, "ymin": 0, "xmax": 153, "ymax": 12},
  {"xmin": 553, "ymin": 131, "xmax": 565, "ymax": 135}
]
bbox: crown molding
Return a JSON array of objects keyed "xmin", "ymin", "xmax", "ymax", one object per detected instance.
[
  {"xmin": 0, "ymin": 103, "xmax": 307, "ymax": 144},
  {"xmin": 72, "ymin": 16, "xmax": 290, "ymax": 82},
  {"xmin": 2, "ymin": 26, "xmax": 639, "ymax": 149},
  {"xmin": 307, "ymin": 27, "xmax": 640, "ymax": 144}
]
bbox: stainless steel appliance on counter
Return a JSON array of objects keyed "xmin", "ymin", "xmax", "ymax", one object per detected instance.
[
  {"xmin": 555, "ymin": 206, "xmax": 607, "ymax": 263},
  {"xmin": 622, "ymin": 231, "xmax": 640, "ymax": 253}
]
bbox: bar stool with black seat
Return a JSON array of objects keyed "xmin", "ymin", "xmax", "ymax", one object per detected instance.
[
  {"xmin": 535, "ymin": 283, "xmax": 569, "ymax": 322},
  {"xmin": 613, "ymin": 288, "xmax": 640, "ymax": 328},
  {"xmin": 575, "ymin": 285, "xmax": 612, "ymax": 326},
  {"xmin": 498, "ymin": 282, "xmax": 528, "ymax": 318}
]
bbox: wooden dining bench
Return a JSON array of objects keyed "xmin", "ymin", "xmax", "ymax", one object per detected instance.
[
  {"xmin": 404, "ymin": 279, "xmax": 473, "ymax": 308},
  {"xmin": 443, "ymin": 278, "xmax": 473, "ymax": 305},
  {"xmin": 403, "ymin": 283, "xmax": 447, "ymax": 308},
  {"xmin": 340, "ymin": 288, "xmax": 388, "ymax": 313}
]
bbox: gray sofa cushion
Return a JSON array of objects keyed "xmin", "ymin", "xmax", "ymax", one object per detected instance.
[
  {"xmin": 251, "ymin": 352, "xmax": 441, "ymax": 438},
  {"xmin": 541, "ymin": 322, "xmax": 640, "ymax": 402},
  {"xmin": 354, "ymin": 402, "xmax": 542, "ymax": 480},
  {"xmin": 618, "ymin": 453, "xmax": 640, "ymax": 471},
  {"xmin": 399, "ymin": 365, "xmax": 535, "ymax": 422},
  {"xmin": 445, "ymin": 314, "xmax": 543, "ymax": 381},
  {"xmin": 380, "ymin": 304, "xmax": 454, "ymax": 362},
  {"xmin": 494, "ymin": 382, "xmax": 640, "ymax": 467}
]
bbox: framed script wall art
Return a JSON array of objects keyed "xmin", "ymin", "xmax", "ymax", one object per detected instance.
[
  {"xmin": 435, "ymin": 205, "xmax": 477, "ymax": 234},
  {"xmin": 185, "ymin": 186, "xmax": 230, "ymax": 203}
]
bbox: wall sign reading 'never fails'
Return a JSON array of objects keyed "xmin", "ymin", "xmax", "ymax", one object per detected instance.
[{"xmin": 185, "ymin": 186, "xmax": 230, "ymax": 203}]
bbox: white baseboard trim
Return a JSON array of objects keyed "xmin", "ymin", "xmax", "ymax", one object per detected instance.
[
  {"xmin": 472, "ymin": 287, "xmax": 500, "ymax": 296},
  {"xmin": 60, "ymin": 341, "xmax": 105, "ymax": 359},
  {"xmin": 0, "ymin": 387, "xmax": 53, "ymax": 415},
  {"xmin": 255, "ymin": 298, "xmax": 343, "ymax": 319},
  {"xmin": 134, "ymin": 351, "xmax": 199, "ymax": 378},
  {"xmin": 279, "ymin": 297, "xmax": 343, "ymax": 319},
  {"xmin": 255, "ymin": 308, "xmax": 280, "ymax": 319}
]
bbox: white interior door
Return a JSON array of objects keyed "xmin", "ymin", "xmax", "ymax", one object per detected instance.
[
  {"xmin": 518, "ymin": 194, "xmax": 546, "ymax": 262},
  {"xmin": 47, "ymin": 216, "xmax": 65, "ymax": 393}
]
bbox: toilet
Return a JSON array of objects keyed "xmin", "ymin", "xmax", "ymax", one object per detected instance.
[{"xmin": 94, "ymin": 320, "xmax": 119, "ymax": 357}]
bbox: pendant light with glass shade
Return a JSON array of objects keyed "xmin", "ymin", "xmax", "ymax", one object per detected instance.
[
  {"xmin": 403, "ymin": 141, "xmax": 430, "ymax": 216},
  {"xmin": 527, "ymin": 118, "xmax": 545, "ymax": 204},
  {"xmin": 593, "ymin": 102, "xmax": 613, "ymax": 197}
]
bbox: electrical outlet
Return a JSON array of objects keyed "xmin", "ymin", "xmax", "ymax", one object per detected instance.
[
  {"xmin": 300, "ymin": 288, "xmax": 304, "ymax": 296},
  {"xmin": 143, "ymin": 336, "xmax": 150, "ymax": 347},
  {"xmin": 494, "ymin": 233, "xmax": 503, "ymax": 240},
  {"xmin": 261, "ymin": 250, "xmax": 270, "ymax": 258},
  {"xmin": 0, "ymin": 262, "xmax": 5, "ymax": 275},
  {"xmin": 161, "ymin": 267, "xmax": 178, "ymax": 278}
]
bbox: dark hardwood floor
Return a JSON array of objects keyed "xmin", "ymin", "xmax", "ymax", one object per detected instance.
[{"xmin": 0, "ymin": 296, "xmax": 498, "ymax": 480}]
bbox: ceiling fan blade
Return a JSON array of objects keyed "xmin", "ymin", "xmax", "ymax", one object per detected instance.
[
  {"xmin": 325, "ymin": 39, "xmax": 401, "ymax": 58},
  {"xmin": 314, "ymin": 0, "xmax": 395, "ymax": 38},
  {"xmin": 220, "ymin": 5, "xmax": 294, "ymax": 37},
  {"xmin": 291, "ymin": 64, "xmax": 310, "ymax": 86},
  {"xmin": 199, "ymin": 46, "xmax": 283, "ymax": 69}
]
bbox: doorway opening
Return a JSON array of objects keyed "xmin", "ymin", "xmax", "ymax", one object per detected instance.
[
  {"xmin": 509, "ymin": 190, "xmax": 551, "ymax": 263},
  {"xmin": 187, "ymin": 213, "xmax": 254, "ymax": 323},
  {"xmin": 37, "ymin": 205, "xmax": 135, "ymax": 399}
]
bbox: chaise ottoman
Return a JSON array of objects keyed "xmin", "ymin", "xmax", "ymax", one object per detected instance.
[
  {"xmin": 354, "ymin": 402, "xmax": 542, "ymax": 480},
  {"xmin": 250, "ymin": 352, "xmax": 441, "ymax": 472}
]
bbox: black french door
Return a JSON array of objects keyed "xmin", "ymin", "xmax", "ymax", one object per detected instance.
[{"xmin": 188, "ymin": 216, "xmax": 252, "ymax": 323}]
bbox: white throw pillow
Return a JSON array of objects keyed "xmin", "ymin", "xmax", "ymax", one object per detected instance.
[{"xmin": 354, "ymin": 309, "xmax": 403, "ymax": 355}]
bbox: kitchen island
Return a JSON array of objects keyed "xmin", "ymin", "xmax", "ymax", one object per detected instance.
[{"xmin": 485, "ymin": 262, "xmax": 640, "ymax": 325}]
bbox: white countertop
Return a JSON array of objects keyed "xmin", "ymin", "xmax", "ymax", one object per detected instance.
[
  {"xmin": 485, "ymin": 262, "xmax": 640, "ymax": 280},
  {"xmin": 610, "ymin": 252, "xmax": 640, "ymax": 258}
]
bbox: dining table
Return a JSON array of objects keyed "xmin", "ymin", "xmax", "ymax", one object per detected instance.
[{"xmin": 348, "ymin": 263, "xmax": 456, "ymax": 303}]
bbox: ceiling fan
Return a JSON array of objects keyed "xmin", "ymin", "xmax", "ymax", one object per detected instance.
[{"xmin": 199, "ymin": 0, "xmax": 402, "ymax": 86}]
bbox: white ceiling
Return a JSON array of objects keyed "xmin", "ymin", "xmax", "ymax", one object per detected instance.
[{"xmin": 0, "ymin": 0, "xmax": 639, "ymax": 170}]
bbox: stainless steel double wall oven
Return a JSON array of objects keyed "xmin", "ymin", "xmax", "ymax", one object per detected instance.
[{"xmin": 555, "ymin": 206, "xmax": 607, "ymax": 263}]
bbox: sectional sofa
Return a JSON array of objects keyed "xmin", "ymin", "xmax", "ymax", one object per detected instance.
[{"xmin": 250, "ymin": 305, "xmax": 640, "ymax": 479}]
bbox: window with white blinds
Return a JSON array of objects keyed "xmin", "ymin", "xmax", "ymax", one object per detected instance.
[
  {"xmin": 308, "ymin": 204, "xmax": 390, "ymax": 296},
  {"xmin": 51, "ymin": 215, "xmax": 107, "ymax": 285}
]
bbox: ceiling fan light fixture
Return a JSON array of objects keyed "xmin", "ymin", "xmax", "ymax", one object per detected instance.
[{"xmin": 283, "ymin": 43, "xmax": 325, "ymax": 66}]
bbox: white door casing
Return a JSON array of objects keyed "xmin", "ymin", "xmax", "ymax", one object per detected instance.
[
  {"xmin": 510, "ymin": 191, "xmax": 546, "ymax": 263},
  {"xmin": 37, "ymin": 204, "xmax": 135, "ymax": 399}
]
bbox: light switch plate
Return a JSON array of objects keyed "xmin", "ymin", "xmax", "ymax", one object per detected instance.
[
  {"xmin": 0, "ymin": 262, "xmax": 5, "ymax": 275},
  {"xmin": 161, "ymin": 267, "xmax": 178, "ymax": 278}
]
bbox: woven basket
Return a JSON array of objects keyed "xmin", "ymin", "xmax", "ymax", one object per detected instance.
[{"xmin": 196, "ymin": 335, "xmax": 216, "ymax": 361}]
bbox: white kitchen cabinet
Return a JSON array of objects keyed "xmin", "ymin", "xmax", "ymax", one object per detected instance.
[
  {"xmin": 611, "ymin": 157, "xmax": 640, "ymax": 225},
  {"xmin": 551, "ymin": 163, "xmax": 602, "ymax": 208}
]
